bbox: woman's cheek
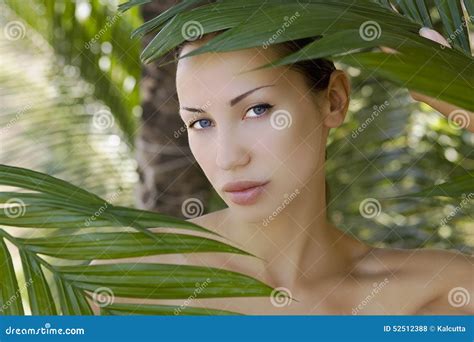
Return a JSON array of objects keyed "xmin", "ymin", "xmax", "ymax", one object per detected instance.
[{"xmin": 189, "ymin": 135, "xmax": 217, "ymax": 174}]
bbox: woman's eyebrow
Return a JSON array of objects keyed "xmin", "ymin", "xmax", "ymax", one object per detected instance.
[
  {"xmin": 180, "ymin": 84, "xmax": 275, "ymax": 113},
  {"xmin": 181, "ymin": 107, "xmax": 205, "ymax": 113},
  {"xmin": 229, "ymin": 84, "xmax": 274, "ymax": 106}
]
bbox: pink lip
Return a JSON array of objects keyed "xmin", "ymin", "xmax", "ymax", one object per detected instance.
[{"xmin": 222, "ymin": 180, "xmax": 269, "ymax": 206}]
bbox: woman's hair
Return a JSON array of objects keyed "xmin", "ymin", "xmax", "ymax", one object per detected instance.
[{"xmin": 175, "ymin": 34, "xmax": 334, "ymax": 205}]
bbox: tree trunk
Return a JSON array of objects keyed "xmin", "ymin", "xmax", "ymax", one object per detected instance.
[{"xmin": 135, "ymin": 0, "xmax": 211, "ymax": 218}]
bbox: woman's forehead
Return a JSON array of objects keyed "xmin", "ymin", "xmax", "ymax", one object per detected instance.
[
  {"xmin": 178, "ymin": 44, "xmax": 281, "ymax": 77},
  {"xmin": 176, "ymin": 46, "xmax": 295, "ymax": 100}
]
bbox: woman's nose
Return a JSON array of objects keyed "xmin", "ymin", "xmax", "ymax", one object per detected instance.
[{"xmin": 215, "ymin": 131, "xmax": 250, "ymax": 171}]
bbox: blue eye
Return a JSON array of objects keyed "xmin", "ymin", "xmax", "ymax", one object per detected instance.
[
  {"xmin": 190, "ymin": 119, "xmax": 213, "ymax": 130},
  {"xmin": 245, "ymin": 104, "xmax": 273, "ymax": 118}
]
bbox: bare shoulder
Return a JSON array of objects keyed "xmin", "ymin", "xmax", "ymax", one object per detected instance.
[
  {"xmin": 369, "ymin": 246, "xmax": 473, "ymax": 314},
  {"xmin": 370, "ymin": 246, "xmax": 472, "ymax": 271},
  {"xmin": 187, "ymin": 207, "xmax": 230, "ymax": 233}
]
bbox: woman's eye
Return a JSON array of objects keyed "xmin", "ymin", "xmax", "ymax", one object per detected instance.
[
  {"xmin": 245, "ymin": 104, "xmax": 273, "ymax": 118},
  {"xmin": 189, "ymin": 119, "xmax": 213, "ymax": 130}
]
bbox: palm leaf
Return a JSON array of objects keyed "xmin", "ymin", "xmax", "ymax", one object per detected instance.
[
  {"xmin": 434, "ymin": 0, "xmax": 471, "ymax": 53},
  {"xmin": 55, "ymin": 275, "xmax": 94, "ymax": 315},
  {"xmin": 0, "ymin": 238, "xmax": 24, "ymax": 315},
  {"xmin": 394, "ymin": 173, "xmax": 474, "ymax": 198},
  {"xmin": 100, "ymin": 303, "xmax": 240, "ymax": 315},
  {"xmin": 130, "ymin": 0, "xmax": 474, "ymax": 111},
  {"xmin": 58, "ymin": 263, "xmax": 274, "ymax": 299},
  {"xmin": 1, "ymin": 0, "xmax": 141, "ymax": 205},
  {"xmin": 19, "ymin": 250, "xmax": 57, "ymax": 315},
  {"xmin": 4, "ymin": 0, "xmax": 140, "ymax": 142},
  {"xmin": 0, "ymin": 165, "xmax": 280, "ymax": 315},
  {"xmin": 17, "ymin": 232, "xmax": 249, "ymax": 260}
]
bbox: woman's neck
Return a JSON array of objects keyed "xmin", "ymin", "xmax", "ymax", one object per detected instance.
[{"xmin": 217, "ymin": 178, "xmax": 368, "ymax": 293}]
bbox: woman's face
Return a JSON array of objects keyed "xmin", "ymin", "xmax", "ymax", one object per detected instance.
[{"xmin": 176, "ymin": 42, "xmax": 347, "ymax": 223}]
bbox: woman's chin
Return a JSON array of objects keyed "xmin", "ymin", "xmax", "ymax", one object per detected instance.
[{"xmin": 224, "ymin": 197, "xmax": 286, "ymax": 226}]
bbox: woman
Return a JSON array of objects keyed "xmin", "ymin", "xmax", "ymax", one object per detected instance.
[{"xmin": 91, "ymin": 28, "xmax": 473, "ymax": 315}]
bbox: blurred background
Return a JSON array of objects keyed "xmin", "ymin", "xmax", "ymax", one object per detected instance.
[{"xmin": 1, "ymin": 0, "xmax": 473, "ymax": 253}]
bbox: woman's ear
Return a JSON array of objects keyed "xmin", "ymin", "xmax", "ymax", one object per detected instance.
[{"xmin": 322, "ymin": 70, "xmax": 351, "ymax": 128}]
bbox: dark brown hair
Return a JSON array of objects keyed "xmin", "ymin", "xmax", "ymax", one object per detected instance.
[{"xmin": 176, "ymin": 35, "xmax": 334, "ymax": 205}]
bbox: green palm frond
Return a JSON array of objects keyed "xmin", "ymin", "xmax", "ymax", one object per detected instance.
[
  {"xmin": 395, "ymin": 173, "xmax": 474, "ymax": 198},
  {"xmin": 324, "ymin": 77, "xmax": 473, "ymax": 251},
  {"xmin": 125, "ymin": 0, "xmax": 474, "ymax": 111},
  {"xmin": 4, "ymin": 0, "xmax": 141, "ymax": 142},
  {"xmin": 0, "ymin": 0, "xmax": 142, "ymax": 204},
  {"xmin": 0, "ymin": 165, "xmax": 279, "ymax": 315},
  {"xmin": 100, "ymin": 303, "xmax": 241, "ymax": 315}
]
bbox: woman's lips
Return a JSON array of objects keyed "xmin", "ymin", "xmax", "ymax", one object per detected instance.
[{"xmin": 224, "ymin": 182, "xmax": 269, "ymax": 205}]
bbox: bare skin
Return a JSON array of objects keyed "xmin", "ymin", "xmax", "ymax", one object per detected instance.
[
  {"xmin": 89, "ymin": 28, "xmax": 473, "ymax": 315},
  {"xmin": 89, "ymin": 212, "xmax": 472, "ymax": 315}
]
